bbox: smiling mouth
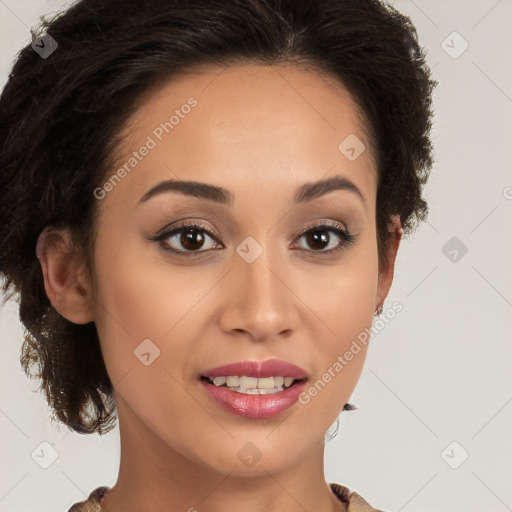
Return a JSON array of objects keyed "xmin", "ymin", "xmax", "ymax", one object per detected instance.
[{"xmin": 200, "ymin": 375, "xmax": 307, "ymax": 395}]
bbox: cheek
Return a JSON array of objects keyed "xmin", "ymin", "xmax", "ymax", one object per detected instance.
[
  {"xmin": 295, "ymin": 240, "xmax": 379, "ymax": 344},
  {"xmin": 92, "ymin": 234, "xmax": 236, "ymax": 401},
  {"xmin": 301, "ymin": 282, "xmax": 373, "ymax": 402},
  {"xmin": 292, "ymin": 244, "xmax": 378, "ymax": 408},
  {"xmin": 94, "ymin": 214, "xmax": 203, "ymax": 326},
  {"xmin": 91, "ymin": 234, "xmax": 191, "ymax": 377},
  {"xmin": 292, "ymin": 280, "xmax": 374, "ymax": 438}
]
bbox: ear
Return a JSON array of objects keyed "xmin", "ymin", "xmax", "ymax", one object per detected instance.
[
  {"xmin": 375, "ymin": 215, "xmax": 403, "ymax": 311},
  {"xmin": 36, "ymin": 226, "xmax": 94, "ymax": 324}
]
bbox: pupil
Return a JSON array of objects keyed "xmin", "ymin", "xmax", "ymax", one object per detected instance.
[
  {"xmin": 307, "ymin": 230, "xmax": 329, "ymax": 250},
  {"xmin": 181, "ymin": 228, "xmax": 205, "ymax": 250}
]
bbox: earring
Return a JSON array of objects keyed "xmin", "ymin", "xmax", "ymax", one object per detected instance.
[{"xmin": 374, "ymin": 303, "xmax": 383, "ymax": 316}]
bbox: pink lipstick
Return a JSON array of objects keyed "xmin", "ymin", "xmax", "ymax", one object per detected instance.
[{"xmin": 200, "ymin": 359, "xmax": 308, "ymax": 419}]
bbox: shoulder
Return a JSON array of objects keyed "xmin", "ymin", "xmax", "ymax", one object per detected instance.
[
  {"xmin": 70, "ymin": 483, "xmax": 389, "ymax": 512},
  {"xmin": 330, "ymin": 483, "xmax": 390, "ymax": 512},
  {"xmin": 67, "ymin": 486, "xmax": 110, "ymax": 512}
]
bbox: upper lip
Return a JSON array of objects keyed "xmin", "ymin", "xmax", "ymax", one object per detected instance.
[{"xmin": 201, "ymin": 358, "xmax": 308, "ymax": 380}]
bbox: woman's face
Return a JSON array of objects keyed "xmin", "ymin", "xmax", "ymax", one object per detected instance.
[{"xmin": 89, "ymin": 63, "xmax": 395, "ymax": 475}]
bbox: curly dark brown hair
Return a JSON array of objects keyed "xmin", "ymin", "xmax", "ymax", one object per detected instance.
[{"xmin": 0, "ymin": 0, "xmax": 436, "ymax": 434}]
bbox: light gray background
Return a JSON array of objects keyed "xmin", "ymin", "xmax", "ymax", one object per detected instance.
[{"xmin": 1, "ymin": 1, "xmax": 511, "ymax": 511}]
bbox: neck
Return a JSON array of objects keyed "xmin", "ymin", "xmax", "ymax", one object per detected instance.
[{"xmin": 101, "ymin": 395, "xmax": 346, "ymax": 512}]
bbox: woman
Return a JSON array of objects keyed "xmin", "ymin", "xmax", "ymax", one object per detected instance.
[{"xmin": 0, "ymin": 0, "xmax": 435, "ymax": 510}]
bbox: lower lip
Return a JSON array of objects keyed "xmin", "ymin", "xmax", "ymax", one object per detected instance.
[{"xmin": 200, "ymin": 378, "xmax": 307, "ymax": 419}]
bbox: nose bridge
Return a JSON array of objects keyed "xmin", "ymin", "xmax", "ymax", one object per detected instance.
[
  {"xmin": 240, "ymin": 239, "xmax": 278, "ymax": 300},
  {"xmin": 223, "ymin": 232, "xmax": 297, "ymax": 339}
]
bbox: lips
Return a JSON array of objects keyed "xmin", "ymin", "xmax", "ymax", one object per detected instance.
[
  {"xmin": 201, "ymin": 359, "xmax": 308, "ymax": 380},
  {"xmin": 199, "ymin": 359, "xmax": 308, "ymax": 419}
]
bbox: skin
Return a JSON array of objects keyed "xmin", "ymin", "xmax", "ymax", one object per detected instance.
[{"xmin": 37, "ymin": 63, "xmax": 401, "ymax": 512}]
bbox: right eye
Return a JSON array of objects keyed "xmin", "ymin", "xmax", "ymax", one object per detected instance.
[{"xmin": 148, "ymin": 221, "xmax": 222, "ymax": 256}]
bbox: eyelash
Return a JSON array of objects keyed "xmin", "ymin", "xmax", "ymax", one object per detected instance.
[{"xmin": 148, "ymin": 219, "xmax": 358, "ymax": 257}]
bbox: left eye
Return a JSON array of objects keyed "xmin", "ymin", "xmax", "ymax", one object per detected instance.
[{"xmin": 294, "ymin": 225, "xmax": 355, "ymax": 253}]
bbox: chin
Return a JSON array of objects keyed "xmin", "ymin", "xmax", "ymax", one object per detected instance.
[{"xmin": 193, "ymin": 433, "xmax": 313, "ymax": 477}]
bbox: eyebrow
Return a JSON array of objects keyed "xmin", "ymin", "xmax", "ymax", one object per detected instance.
[{"xmin": 137, "ymin": 174, "xmax": 365, "ymax": 207}]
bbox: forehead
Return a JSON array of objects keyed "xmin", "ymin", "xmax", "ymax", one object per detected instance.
[{"xmin": 104, "ymin": 63, "xmax": 377, "ymax": 211}]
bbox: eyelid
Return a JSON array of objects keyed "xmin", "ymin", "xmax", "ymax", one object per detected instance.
[
  {"xmin": 153, "ymin": 218, "xmax": 221, "ymax": 239},
  {"xmin": 292, "ymin": 218, "xmax": 349, "ymax": 237}
]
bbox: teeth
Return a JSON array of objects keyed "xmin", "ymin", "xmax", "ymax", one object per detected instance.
[
  {"xmin": 213, "ymin": 376, "xmax": 226, "ymax": 386},
  {"xmin": 207, "ymin": 375, "xmax": 299, "ymax": 394},
  {"xmin": 225, "ymin": 376, "xmax": 239, "ymax": 387},
  {"xmin": 257, "ymin": 377, "xmax": 274, "ymax": 389},
  {"xmin": 239, "ymin": 376, "xmax": 258, "ymax": 389}
]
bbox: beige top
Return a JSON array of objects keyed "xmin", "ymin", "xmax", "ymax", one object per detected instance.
[{"xmin": 67, "ymin": 484, "xmax": 387, "ymax": 511}]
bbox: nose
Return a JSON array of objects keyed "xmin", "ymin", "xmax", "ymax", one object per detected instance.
[{"xmin": 218, "ymin": 240, "xmax": 300, "ymax": 343}]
